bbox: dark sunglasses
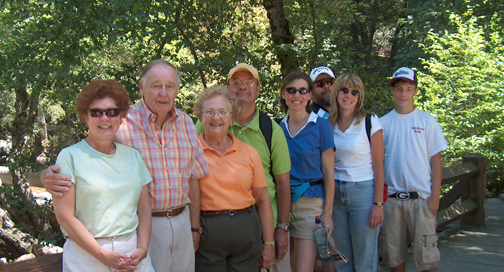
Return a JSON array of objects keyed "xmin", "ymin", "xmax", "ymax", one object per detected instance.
[
  {"xmin": 340, "ymin": 88, "xmax": 359, "ymax": 96},
  {"xmin": 285, "ymin": 87, "xmax": 311, "ymax": 95},
  {"xmin": 314, "ymin": 78, "xmax": 335, "ymax": 88},
  {"xmin": 88, "ymin": 108, "xmax": 121, "ymax": 118}
]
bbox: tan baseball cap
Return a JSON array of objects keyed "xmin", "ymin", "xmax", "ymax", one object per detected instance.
[{"xmin": 227, "ymin": 63, "xmax": 260, "ymax": 82}]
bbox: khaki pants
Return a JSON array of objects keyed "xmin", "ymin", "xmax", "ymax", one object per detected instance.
[
  {"xmin": 379, "ymin": 198, "xmax": 440, "ymax": 270},
  {"xmin": 149, "ymin": 206, "xmax": 195, "ymax": 272}
]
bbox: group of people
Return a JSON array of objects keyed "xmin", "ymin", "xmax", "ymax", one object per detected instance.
[{"xmin": 42, "ymin": 59, "xmax": 447, "ymax": 272}]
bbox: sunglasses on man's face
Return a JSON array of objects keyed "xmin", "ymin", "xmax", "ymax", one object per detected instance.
[
  {"xmin": 314, "ymin": 78, "xmax": 335, "ymax": 88},
  {"xmin": 340, "ymin": 88, "xmax": 360, "ymax": 96},
  {"xmin": 88, "ymin": 108, "xmax": 121, "ymax": 118},
  {"xmin": 285, "ymin": 87, "xmax": 311, "ymax": 95}
]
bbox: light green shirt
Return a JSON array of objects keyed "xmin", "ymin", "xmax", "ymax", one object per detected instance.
[
  {"xmin": 55, "ymin": 140, "xmax": 152, "ymax": 238},
  {"xmin": 196, "ymin": 106, "xmax": 291, "ymax": 226}
]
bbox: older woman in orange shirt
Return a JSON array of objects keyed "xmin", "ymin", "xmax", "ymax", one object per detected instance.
[{"xmin": 193, "ymin": 85, "xmax": 275, "ymax": 272}]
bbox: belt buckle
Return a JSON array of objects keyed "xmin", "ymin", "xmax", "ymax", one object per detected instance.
[
  {"xmin": 396, "ymin": 192, "xmax": 410, "ymax": 200},
  {"xmin": 166, "ymin": 207, "xmax": 178, "ymax": 219},
  {"xmin": 229, "ymin": 210, "xmax": 235, "ymax": 217}
]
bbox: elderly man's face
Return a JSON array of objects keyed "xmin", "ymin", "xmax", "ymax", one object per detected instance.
[
  {"xmin": 139, "ymin": 64, "xmax": 179, "ymax": 122},
  {"xmin": 228, "ymin": 71, "xmax": 260, "ymax": 105}
]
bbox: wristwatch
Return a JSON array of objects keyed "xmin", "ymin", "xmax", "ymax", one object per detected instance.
[
  {"xmin": 263, "ymin": 240, "xmax": 275, "ymax": 246},
  {"xmin": 191, "ymin": 227, "xmax": 203, "ymax": 234},
  {"xmin": 374, "ymin": 202, "xmax": 383, "ymax": 207},
  {"xmin": 276, "ymin": 223, "xmax": 290, "ymax": 232}
]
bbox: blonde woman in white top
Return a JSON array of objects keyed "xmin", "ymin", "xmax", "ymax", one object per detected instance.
[{"xmin": 327, "ymin": 73, "xmax": 385, "ymax": 272}]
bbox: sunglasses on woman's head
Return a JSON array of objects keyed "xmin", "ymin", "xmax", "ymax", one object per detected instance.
[
  {"xmin": 88, "ymin": 108, "xmax": 121, "ymax": 118},
  {"xmin": 340, "ymin": 88, "xmax": 359, "ymax": 96},
  {"xmin": 285, "ymin": 87, "xmax": 311, "ymax": 95}
]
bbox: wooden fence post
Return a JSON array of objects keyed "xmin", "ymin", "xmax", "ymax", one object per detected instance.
[{"xmin": 461, "ymin": 153, "xmax": 487, "ymax": 226}]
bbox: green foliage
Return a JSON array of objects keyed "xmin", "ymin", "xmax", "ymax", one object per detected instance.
[
  {"xmin": 419, "ymin": 11, "xmax": 504, "ymax": 196},
  {"xmin": 1, "ymin": 1, "xmax": 504, "ymax": 254}
]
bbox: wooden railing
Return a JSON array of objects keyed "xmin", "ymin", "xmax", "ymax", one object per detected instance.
[{"xmin": 436, "ymin": 153, "xmax": 487, "ymax": 229}]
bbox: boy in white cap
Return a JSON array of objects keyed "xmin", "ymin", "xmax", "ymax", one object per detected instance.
[
  {"xmin": 310, "ymin": 66, "xmax": 335, "ymax": 119},
  {"xmin": 379, "ymin": 67, "xmax": 447, "ymax": 272}
]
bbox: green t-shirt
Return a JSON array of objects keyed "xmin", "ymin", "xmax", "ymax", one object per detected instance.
[
  {"xmin": 56, "ymin": 140, "xmax": 152, "ymax": 238},
  {"xmin": 196, "ymin": 106, "xmax": 291, "ymax": 226}
]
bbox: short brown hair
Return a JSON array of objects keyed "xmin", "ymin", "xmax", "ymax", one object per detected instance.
[
  {"xmin": 279, "ymin": 71, "xmax": 314, "ymax": 113},
  {"xmin": 194, "ymin": 85, "xmax": 241, "ymax": 121},
  {"xmin": 75, "ymin": 80, "xmax": 130, "ymax": 122}
]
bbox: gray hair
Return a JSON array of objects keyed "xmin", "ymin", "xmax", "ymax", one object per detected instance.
[
  {"xmin": 193, "ymin": 85, "xmax": 241, "ymax": 121},
  {"xmin": 140, "ymin": 59, "xmax": 181, "ymax": 85}
]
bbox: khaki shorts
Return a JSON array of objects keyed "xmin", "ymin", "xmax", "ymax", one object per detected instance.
[
  {"xmin": 290, "ymin": 196, "xmax": 324, "ymax": 239},
  {"xmin": 379, "ymin": 198, "xmax": 440, "ymax": 270}
]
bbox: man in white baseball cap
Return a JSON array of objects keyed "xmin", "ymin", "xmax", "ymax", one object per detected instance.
[
  {"xmin": 310, "ymin": 66, "xmax": 335, "ymax": 119},
  {"xmin": 310, "ymin": 66, "xmax": 336, "ymax": 272}
]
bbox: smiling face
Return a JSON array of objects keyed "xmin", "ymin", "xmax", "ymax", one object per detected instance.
[
  {"xmin": 312, "ymin": 73, "xmax": 334, "ymax": 108},
  {"xmin": 227, "ymin": 71, "xmax": 260, "ymax": 106},
  {"xmin": 337, "ymin": 84, "xmax": 360, "ymax": 112},
  {"xmin": 84, "ymin": 97, "xmax": 122, "ymax": 143},
  {"xmin": 201, "ymin": 95, "xmax": 233, "ymax": 137},
  {"xmin": 139, "ymin": 64, "xmax": 179, "ymax": 125},
  {"xmin": 390, "ymin": 81, "xmax": 418, "ymax": 114},
  {"xmin": 281, "ymin": 78, "xmax": 312, "ymax": 113}
]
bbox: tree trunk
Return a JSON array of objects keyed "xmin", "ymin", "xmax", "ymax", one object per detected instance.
[
  {"xmin": 0, "ymin": 207, "xmax": 37, "ymax": 260},
  {"xmin": 0, "ymin": 81, "xmax": 63, "ymax": 259},
  {"xmin": 263, "ymin": 0, "xmax": 299, "ymax": 75}
]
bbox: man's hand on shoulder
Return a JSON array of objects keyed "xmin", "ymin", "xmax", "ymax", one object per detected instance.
[{"xmin": 41, "ymin": 165, "xmax": 72, "ymax": 197}]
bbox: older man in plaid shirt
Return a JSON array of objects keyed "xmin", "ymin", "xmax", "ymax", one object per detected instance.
[{"xmin": 43, "ymin": 59, "xmax": 209, "ymax": 272}]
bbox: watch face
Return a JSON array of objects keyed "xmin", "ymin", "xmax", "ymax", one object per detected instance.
[{"xmin": 277, "ymin": 224, "xmax": 290, "ymax": 231}]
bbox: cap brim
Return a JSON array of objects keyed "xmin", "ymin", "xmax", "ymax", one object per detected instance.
[
  {"xmin": 389, "ymin": 77, "xmax": 416, "ymax": 87},
  {"xmin": 228, "ymin": 67, "xmax": 259, "ymax": 81}
]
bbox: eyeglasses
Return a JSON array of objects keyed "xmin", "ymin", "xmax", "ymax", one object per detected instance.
[
  {"xmin": 203, "ymin": 110, "xmax": 232, "ymax": 118},
  {"xmin": 340, "ymin": 88, "xmax": 360, "ymax": 96},
  {"xmin": 230, "ymin": 79, "xmax": 256, "ymax": 88},
  {"xmin": 285, "ymin": 87, "xmax": 311, "ymax": 95},
  {"xmin": 314, "ymin": 78, "xmax": 335, "ymax": 88},
  {"xmin": 88, "ymin": 108, "xmax": 121, "ymax": 118}
]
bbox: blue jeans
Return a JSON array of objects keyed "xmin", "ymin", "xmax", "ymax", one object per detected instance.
[{"xmin": 332, "ymin": 179, "xmax": 379, "ymax": 272}]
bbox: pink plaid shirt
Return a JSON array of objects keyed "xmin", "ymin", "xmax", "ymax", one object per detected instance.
[{"xmin": 115, "ymin": 99, "xmax": 208, "ymax": 210}]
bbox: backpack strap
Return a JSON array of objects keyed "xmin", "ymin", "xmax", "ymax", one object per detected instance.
[
  {"xmin": 258, "ymin": 111, "xmax": 276, "ymax": 184},
  {"xmin": 365, "ymin": 114, "xmax": 372, "ymax": 144},
  {"xmin": 259, "ymin": 111, "xmax": 272, "ymax": 153}
]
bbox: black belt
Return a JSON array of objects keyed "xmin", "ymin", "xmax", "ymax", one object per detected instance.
[
  {"xmin": 201, "ymin": 207, "xmax": 251, "ymax": 217},
  {"xmin": 309, "ymin": 180, "xmax": 322, "ymax": 186},
  {"xmin": 389, "ymin": 192, "xmax": 419, "ymax": 200}
]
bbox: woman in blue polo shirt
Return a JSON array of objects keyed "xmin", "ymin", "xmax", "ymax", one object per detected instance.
[{"xmin": 278, "ymin": 71, "xmax": 335, "ymax": 272}]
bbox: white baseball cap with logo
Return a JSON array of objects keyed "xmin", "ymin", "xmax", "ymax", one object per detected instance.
[
  {"xmin": 389, "ymin": 67, "xmax": 417, "ymax": 87},
  {"xmin": 310, "ymin": 66, "xmax": 335, "ymax": 82}
]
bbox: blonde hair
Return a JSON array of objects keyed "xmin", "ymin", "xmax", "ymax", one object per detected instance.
[{"xmin": 327, "ymin": 73, "xmax": 367, "ymax": 126}]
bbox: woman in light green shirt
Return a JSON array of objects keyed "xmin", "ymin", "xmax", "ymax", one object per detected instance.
[{"xmin": 53, "ymin": 80, "xmax": 154, "ymax": 271}]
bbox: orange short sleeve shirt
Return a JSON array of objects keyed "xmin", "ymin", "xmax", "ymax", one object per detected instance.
[{"xmin": 198, "ymin": 133, "xmax": 267, "ymax": 211}]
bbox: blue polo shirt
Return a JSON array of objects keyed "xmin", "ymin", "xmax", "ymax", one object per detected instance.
[{"xmin": 280, "ymin": 112, "xmax": 335, "ymax": 198}]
